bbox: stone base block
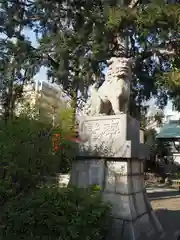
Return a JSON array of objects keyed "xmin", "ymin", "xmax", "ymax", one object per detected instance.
[
  {"xmin": 70, "ymin": 114, "xmax": 163, "ymax": 239},
  {"xmin": 70, "ymin": 158, "xmax": 163, "ymax": 239},
  {"xmin": 78, "ymin": 115, "xmax": 142, "ymax": 158}
]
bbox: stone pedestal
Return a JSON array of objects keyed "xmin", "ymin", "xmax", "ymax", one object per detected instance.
[{"xmin": 70, "ymin": 114, "xmax": 163, "ymax": 240}]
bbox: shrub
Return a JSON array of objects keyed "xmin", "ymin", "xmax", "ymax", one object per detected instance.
[
  {"xmin": 0, "ymin": 186, "xmax": 111, "ymax": 240},
  {"xmin": 0, "ymin": 118, "xmax": 76, "ymax": 205},
  {"xmin": 51, "ymin": 128, "xmax": 77, "ymax": 173}
]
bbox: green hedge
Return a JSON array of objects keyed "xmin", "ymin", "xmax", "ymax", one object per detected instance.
[
  {"xmin": 0, "ymin": 186, "xmax": 111, "ymax": 240},
  {"xmin": 0, "ymin": 118, "xmax": 76, "ymax": 205}
]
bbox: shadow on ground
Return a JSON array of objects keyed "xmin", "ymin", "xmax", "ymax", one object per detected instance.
[
  {"xmin": 146, "ymin": 187, "xmax": 180, "ymax": 239},
  {"xmin": 154, "ymin": 209, "xmax": 180, "ymax": 239},
  {"xmin": 148, "ymin": 189, "xmax": 180, "ymax": 201}
]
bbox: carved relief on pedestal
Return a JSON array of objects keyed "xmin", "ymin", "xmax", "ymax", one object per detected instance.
[{"xmin": 79, "ymin": 117, "xmax": 124, "ymax": 156}]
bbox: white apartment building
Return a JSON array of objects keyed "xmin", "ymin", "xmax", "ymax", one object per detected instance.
[{"xmin": 15, "ymin": 80, "xmax": 71, "ymax": 122}]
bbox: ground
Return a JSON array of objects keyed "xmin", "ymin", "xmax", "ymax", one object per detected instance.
[{"xmin": 147, "ymin": 186, "xmax": 180, "ymax": 239}]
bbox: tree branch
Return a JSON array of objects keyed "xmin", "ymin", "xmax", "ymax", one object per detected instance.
[
  {"xmin": 128, "ymin": 0, "xmax": 139, "ymax": 8},
  {"xmin": 148, "ymin": 48, "xmax": 175, "ymax": 56}
]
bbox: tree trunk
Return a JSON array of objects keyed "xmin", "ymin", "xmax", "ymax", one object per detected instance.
[{"xmin": 70, "ymin": 70, "xmax": 79, "ymax": 135}]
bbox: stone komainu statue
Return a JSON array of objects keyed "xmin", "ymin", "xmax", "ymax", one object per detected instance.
[{"xmin": 83, "ymin": 57, "xmax": 133, "ymax": 116}]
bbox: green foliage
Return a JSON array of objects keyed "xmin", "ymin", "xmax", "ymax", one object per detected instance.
[
  {"xmin": 145, "ymin": 128, "xmax": 171, "ymax": 158},
  {"xmin": 35, "ymin": 0, "xmax": 108, "ymax": 105},
  {"xmin": 175, "ymin": 172, "xmax": 180, "ymax": 178},
  {"xmin": 51, "ymin": 133, "xmax": 77, "ymax": 173},
  {"xmin": 57, "ymin": 107, "xmax": 75, "ymax": 133},
  {"xmin": 49, "ymin": 106, "xmax": 78, "ymax": 173},
  {"xmin": 145, "ymin": 128, "xmax": 157, "ymax": 147},
  {"xmin": 2, "ymin": 0, "xmax": 180, "ymax": 120},
  {"xmin": 17, "ymin": 101, "xmax": 40, "ymax": 120},
  {"xmin": 155, "ymin": 140, "xmax": 172, "ymax": 158},
  {"xmin": 0, "ymin": 0, "xmax": 41, "ymax": 120},
  {"xmin": 0, "ymin": 186, "xmax": 111, "ymax": 240},
  {"xmin": 32, "ymin": 0, "xmax": 180, "ymax": 117},
  {"xmin": 0, "ymin": 117, "xmax": 76, "ymax": 205}
]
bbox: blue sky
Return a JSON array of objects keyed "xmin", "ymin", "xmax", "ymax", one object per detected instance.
[
  {"xmin": 23, "ymin": 28, "xmax": 47, "ymax": 83},
  {"xmin": 26, "ymin": 29, "xmax": 174, "ymax": 115}
]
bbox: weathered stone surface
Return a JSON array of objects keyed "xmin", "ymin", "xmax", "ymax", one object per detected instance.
[
  {"xmin": 77, "ymin": 171, "xmax": 89, "ymax": 187},
  {"xmin": 71, "ymin": 113, "xmax": 163, "ymax": 240},
  {"xmin": 89, "ymin": 160, "xmax": 104, "ymax": 185},
  {"xmin": 83, "ymin": 57, "xmax": 132, "ymax": 116},
  {"xmin": 122, "ymin": 221, "xmax": 136, "ymax": 240},
  {"xmin": 133, "ymin": 214, "xmax": 154, "ymax": 239},
  {"xmin": 135, "ymin": 192, "xmax": 147, "ymax": 216},
  {"xmin": 131, "ymin": 161, "xmax": 142, "ymax": 174},
  {"xmin": 108, "ymin": 161, "xmax": 128, "ymax": 175},
  {"xmin": 132, "ymin": 175, "xmax": 144, "ymax": 193},
  {"xmin": 104, "ymin": 162, "xmax": 144, "ymax": 195},
  {"xmin": 140, "ymin": 161, "xmax": 144, "ymax": 173},
  {"xmin": 139, "ymin": 143, "xmax": 150, "ymax": 160},
  {"xmin": 149, "ymin": 210, "xmax": 164, "ymax": 233},
  {"xmin": 115, "ymin": 175, "xmax": 129, "ymax": 194},
  {"xmin": 105, "ymin": 169, "xmax": 116, "ymax": 192},
  {"xmin": 70, "ymin": 160, "xmax": 104, "ymax": 187},
  {"xmin": 139, "ymin": 129, "xmax": 145, "ymax": 144},
  {"xmin": 78, "ymin": 114, "xmax": 140, "ymax": 158},
  {"xmin": 143, "ymin": 193, "xmax": 152, "ymax": 210},
  {"xmin": 103, "ymin": 193, "xmax": 136, "ymax": 220},
  {"xmin": 106, "ymin": 218, "xmax": 125, "ymax": 240}
]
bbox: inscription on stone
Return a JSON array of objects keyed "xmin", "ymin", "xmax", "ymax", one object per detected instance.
[
  {"xmin": 82, "ymin": 119, "xmax": 124, "ymax": 156},
  {"xmin": 83, "ymin": 119, "xmax": 122, "ymax": 145},
  {"xmin": 79, "ymin": 116, "xmax": 130, "ymax": 157}
]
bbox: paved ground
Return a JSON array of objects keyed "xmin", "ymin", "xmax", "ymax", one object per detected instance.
[{"xmin": 147, "ymin": 186, "xmax": 180, "ymax": 239}]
